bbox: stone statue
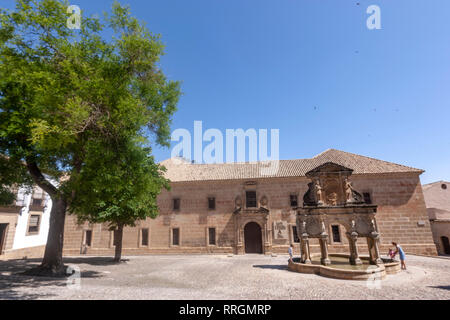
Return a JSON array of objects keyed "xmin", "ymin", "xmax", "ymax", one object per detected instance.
[
  {"xmin": 260, "ymin": 196, "xmax": 268, "ymax": 208},
  {"xmin": 235, "ymin": 196, "xmax": 242, "ymax": 209},
  {"xmin": 233, "ymin": 196, "xmax": 242, "ymax": 214},
  {"xmin": 321, "ymin": 220, "xmax": 327, "ymax": 234},
  {"xmin": 344, "ymin": 178, "xmax": 365, "ymax": 204},
  {"xmin": 371, "ymin": 219, "xmax": 376, "ymax": 231},
  {"xmin": 300, "ymin": 220, "xmax": 307, "ymax": 233},
  {"xmin": 345, "ymin": 178, "xmax": 353, "ymax": 203},
  {"xmin": 315, "ymin": 180, "xmax": 324, "ymax": 205}
]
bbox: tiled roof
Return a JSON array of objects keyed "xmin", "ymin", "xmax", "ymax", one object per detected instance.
[{"xmin": 160, "ymin": 149, "xmax": 423, "ymax": 183}]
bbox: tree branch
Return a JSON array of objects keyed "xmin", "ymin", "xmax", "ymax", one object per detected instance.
[{"xmin": 25, "ymin": 158, "xmax": 58, "ymax": 197}]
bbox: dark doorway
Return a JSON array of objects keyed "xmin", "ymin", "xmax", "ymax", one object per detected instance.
[
  {"xmin": 0, "ymin": 224, "xmax": 8, "ymax": 255},
  {"xmin": 441, "ymin": 236, "xmax": 450, "ymax": 255},
  {"xmin": 244, "ymin": 222, "xmax": 263, "ymax": 254}
]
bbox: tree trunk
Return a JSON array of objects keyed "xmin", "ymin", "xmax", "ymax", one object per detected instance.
[
  {"xmin": 23, "ymin": 197, "xmax": 67, "ymax": 277},
  {"xmin": 113, "ymin": 224, "xmax": 124, "ymax": 263}
]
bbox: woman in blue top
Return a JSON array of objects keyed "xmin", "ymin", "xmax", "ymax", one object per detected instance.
[{"xmin": 392, "ymin": 242, "xmax": 406, "ymax": 270}]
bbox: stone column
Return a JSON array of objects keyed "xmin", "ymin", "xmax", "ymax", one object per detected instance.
[
  {"xmin": 367, "ymin": 237, "xmax": 375, "ymax": 264},
  {"xmin": 239, "ymin": 227, "xmax": 245, "ymax": 255},
  {"xmin": 300, "ymin": 236, "xmax": 311, "ymax": 264},
  {"xmin": 319, "ymin": 236, "xmax": 331, "ymax": 265},
  {"xmin": 370, "ymin": 234, "xmax": 383, "ymax": 264},
  {"xmin": 373, "ymin": 240, "xmax": 382, "ymax": 263},
  {"xmin": 235, "ymin": 215, "xmax": 243, "ymax": 255},
  {"xmin": 263, "ymin": 215, "xmax": 271, "ymax": 254},
  {"xmin": 347, "ymin": 232, "xmax": 362, "ymax": 265}
]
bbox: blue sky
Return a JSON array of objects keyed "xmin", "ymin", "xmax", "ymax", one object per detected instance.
[{"xmin": 3, "ymin": 0, "xmax": 450, "ymax": 184}]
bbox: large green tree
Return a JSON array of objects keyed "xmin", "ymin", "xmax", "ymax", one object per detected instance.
[
  {"xmin": 69, "ymin": 137, "xmax": 170, "ymax": 262},
  {"xmin": 0, "ymin": 0, "xmax": 180, "ymax": 275}
]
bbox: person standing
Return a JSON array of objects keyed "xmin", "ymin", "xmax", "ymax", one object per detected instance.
[
  {"xmin": 288, "ymin": 244, "xmax": 294, "ymax": 261},
  {"xmin": 392, "ymin": 242, "xmax": 406, "ymax": 270}
]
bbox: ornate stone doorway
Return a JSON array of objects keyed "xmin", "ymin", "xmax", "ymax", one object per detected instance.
[{"xmin": 244, "ymin": 222, "xmax": 263, "ymax": 254}]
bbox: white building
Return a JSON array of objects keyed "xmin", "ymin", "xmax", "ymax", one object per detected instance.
[{"xmin": 0, "ymin": 185, "xmax": 51, "ymax": 260}]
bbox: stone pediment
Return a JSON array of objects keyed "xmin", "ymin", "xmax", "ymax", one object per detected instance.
[
  {"xmin": 233, "ymin": 207, "xmax": 269, "ymax": 215},
  {"xmin": 305, "ymin": 162, "xmax": 353, "ymax": 177},
  {"xmin": 303, "ymin": 162, "xmax": 364, "ymax": 207}
]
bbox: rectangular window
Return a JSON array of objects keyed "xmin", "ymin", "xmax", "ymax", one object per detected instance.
[
  {"xmin": 292, "ymin": 226, "xmax": 300, "ymax": 243},
  {"xmin": 332, "ymin": 225, "xmax": 341, "ymax": 243},
  {"xmin": 172, "ymin": 228, "xmax": 180, "ymax": 246},
  {"xmin": 141, "ymin": 228, "xmax": 149, "ymax": 246},
  {"xmin": 363, "ymin": 192, "xmax": 372, "ymax": 204},
  {"xmin": 27, "ymin": 215, "xmax": 41, "ymax": 234},
  {"xmin": 173, "ymin": 198, "xmax": 180, "ymax": 211},
  {"xmin": 31, "ymin": 187, "xmax": 45, "ymax": 207},
  {"xmin": 246, "ymin": 191, "xmax": 257, "ymax": 208},
  {"xmin": 290, "ymin": 195, "xmax": 298, "ymax": 207},
  {"xmin": 32, "ymin": 198, "xmax": 43, "ymax": 206},
  {"xmin": 208, "ymin": 197, "xmax": 216, "ymax": 210},
  {"xmin": 208, "ymin": 228, "xmax": 216, "ymax": 246},
  {"xmin": 84, "ymin": 230, "xmax": 92, "ymax": 247}
]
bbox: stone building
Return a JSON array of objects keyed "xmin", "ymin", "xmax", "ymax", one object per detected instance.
[
  {"xmin": 0, "ymin": 185, "xmax": 51, "ymax": 260},
  {"xmin": 423, "ymin": 181, "xmax": 450, "ymax": 255},
  {"xmin": 62, "ymin": 149, "xmax": 437, "ymax": 257}
]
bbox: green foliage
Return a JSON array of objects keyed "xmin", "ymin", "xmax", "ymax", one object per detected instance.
[
  {"xmin": 0, "ymin": 0, "xmax": 180, "ymax": 224},
  {"xmin": 0, "ymin": 155, "xmax": 32, "ymax": 205},
  {"xmin": 67, "ymin": 137, "xmax": 170, "ymax": 227}
]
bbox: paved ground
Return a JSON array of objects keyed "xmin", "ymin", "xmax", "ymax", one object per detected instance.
[{"xmin": 0, "ymin": 254, "xmax": 449, "ymax": 300}]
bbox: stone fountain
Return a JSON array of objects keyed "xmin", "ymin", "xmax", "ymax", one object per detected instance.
[{"xmin": 288, "ymin": 162, "xmax": 400, "ymax": 280}]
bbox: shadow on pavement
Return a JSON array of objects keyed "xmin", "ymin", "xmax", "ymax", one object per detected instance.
[
  {"xmin": 63, "ymin": 256, "xmax": 129, "ymax": 266},
  {"xmin": 253, "ymin": 264, "xmax": 287, "ymax": 270},
  {"xmin": 0, "ymin": 258, "xmax": 104, "ymax": 300},
  {"xmin": 429, "ymin": 285, "xmax": 450, "ymax": 291}
]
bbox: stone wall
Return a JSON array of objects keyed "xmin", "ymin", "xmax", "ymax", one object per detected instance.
[
  {"xmin": 351, "ymin": 173, "xmax": 436, "ymax": 255},
  {"xmin": 0, "ymin": 211, "xmax": 19, "ymax": 254},
  {"xmin": 62, "ymin": 173, "xmax": 437, "ymax": 257},
  {"xmin": 429, "ymin": 220, "xmax": 450, "ymax": 255},
  {"xmin": 0, "ymin": 245, "xmax": 45, "ymax": 261}
]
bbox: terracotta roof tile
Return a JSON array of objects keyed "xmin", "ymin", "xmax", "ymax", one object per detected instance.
[{"xmin": 160, "ymin": 149, "xmax": 423, "ymax": 182}]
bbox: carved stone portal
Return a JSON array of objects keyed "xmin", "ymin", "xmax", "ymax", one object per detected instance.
[{"xmin": 296, "ymin": 162, "xmax": 382, "ymax": 266}]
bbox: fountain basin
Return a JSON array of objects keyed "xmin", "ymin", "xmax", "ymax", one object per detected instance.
[{"xmin": 288, "ymin": 253, "xmax": 400, "ymax": 280}]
